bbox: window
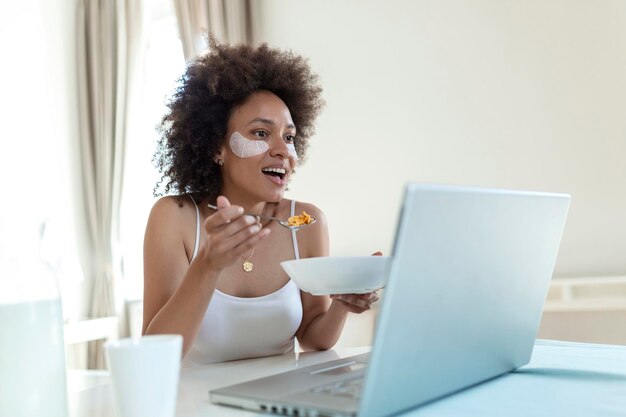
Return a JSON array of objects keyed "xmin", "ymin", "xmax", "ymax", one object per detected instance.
[{"xmin": 120, "ymin": 0, "xmax": 185, "ymax": 300}]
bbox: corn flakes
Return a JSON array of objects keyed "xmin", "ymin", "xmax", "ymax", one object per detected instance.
[{"xmin": 287, "ymin": 211, "xmax": 314, "ymax": 226}]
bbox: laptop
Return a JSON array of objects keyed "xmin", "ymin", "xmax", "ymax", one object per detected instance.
[{"xmin": 210, "ymin": 183, "xmax": 571, "ymax": 417}]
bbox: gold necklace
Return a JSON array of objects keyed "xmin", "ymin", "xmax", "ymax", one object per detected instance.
[
  {"xmin": 241, "ymin": 248, "xmax": 256, "ymax": 272},
  {"xmin": 240, "ymin": 203, "xmax": 269, "ymax": 272}
]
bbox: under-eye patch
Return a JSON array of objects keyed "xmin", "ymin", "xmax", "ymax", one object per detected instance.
[
  {"xmin": 229, "ymin": 131, "xmax": 269, "ymax": 158},
  {"xmin": 287, "ymin": 143, "xmax": 298, "ymax": 161}
]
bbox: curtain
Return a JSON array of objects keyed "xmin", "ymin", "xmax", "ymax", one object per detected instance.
[
  {"xmin": 76, "ymin": 0, "xmax": 143, "ymax": 369},
  {"xmin": 173, "ymin": 0, "xmax": 252, "ymax": 61}
]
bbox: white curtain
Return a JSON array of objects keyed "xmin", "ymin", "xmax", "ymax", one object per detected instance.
[
  {"xmin": 76, "ymin": 0, "xmax": 143, "ymax": 369},
  {"xmin": 173, "ymin": 0, "xmax": 252, "ymax": 61}
]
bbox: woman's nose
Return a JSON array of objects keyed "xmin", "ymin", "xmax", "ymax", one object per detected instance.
[{"xmin": 269, "ymin": 136, "xmax": 290, "ymax": 158}]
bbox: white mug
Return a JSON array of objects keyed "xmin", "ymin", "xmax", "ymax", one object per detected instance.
[{"xmin": 105, "ymin": 334, "xmax": 183, "ymax": 417}]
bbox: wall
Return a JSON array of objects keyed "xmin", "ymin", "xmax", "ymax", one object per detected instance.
[
  {"xmin": 251, "ymin": 0, "xmax": 626, "ymax": 278},
  {"xmin": 1, "ymin": 0, "xmax": 86, "ymax": 319}
]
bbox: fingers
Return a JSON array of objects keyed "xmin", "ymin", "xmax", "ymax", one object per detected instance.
[
  {"xmin": 216, "ymin": 222, "xmax": 265, "ymax": 252},
  {"xmin": 216, "ymin": 195, "xmax": 231, "ymax": 209},
  {"xmin": 332, "ymin": 292, "xmax": 379, "ymax": 304},
  {"xmin": 206, "ymin": 204, "xmax": 244, "ymax": 228},
  {"xmin": 206, "ymin": 214, "xmax": 267, "ymax": 255},
  {"xmin": 333, "ymin": 298, "xmax": 368, "ymax": 314},
  {"xmin": 331, "ymin": 291, "xmax": 380, "ymax": 313},
  {"xmin": 201, "ymin": 223, "xmax": 270, "ymax": 270},
  {"xmin": 226, "ymin": 226, "xmax": 270, "ymax": 257},
  {"xmin": 202, "ymin": 197, "xmax": 272, "ymax": 268}
]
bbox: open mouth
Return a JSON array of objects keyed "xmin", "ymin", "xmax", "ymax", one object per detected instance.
[{"xmin": 261, "ymin": 167, "xmax": 287, "ymax": 181}]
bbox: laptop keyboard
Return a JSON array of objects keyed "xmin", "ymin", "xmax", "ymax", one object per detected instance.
[{"xmin": 310, "ymin": 376, "xmax": 364, "ymax": 400}]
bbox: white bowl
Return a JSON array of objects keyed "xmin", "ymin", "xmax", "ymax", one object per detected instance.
[{"xmin": 280, "ymin": 256, "xmax": 390, "ymax": 295}]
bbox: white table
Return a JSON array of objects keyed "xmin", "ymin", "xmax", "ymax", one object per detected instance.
[{"xmin": 68, "ymin": 340, "xmax": 626, "ymax": 416}]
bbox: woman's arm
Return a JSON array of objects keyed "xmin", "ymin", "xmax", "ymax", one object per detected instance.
[
  {"xmin": 297, "ymin": 289, "xmax": 379, "ymax": 351},
  {"xmin": 291, "ymin": 204, "xmax": 376, "ymax": 350},
  {"xmin": 142, "ymin": 196, "xmax": 270, "ymax": 356}
]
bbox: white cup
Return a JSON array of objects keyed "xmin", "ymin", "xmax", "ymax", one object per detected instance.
[{"xmin": 105, "ymin": 334, "xmax": 183, "ymax": 417}]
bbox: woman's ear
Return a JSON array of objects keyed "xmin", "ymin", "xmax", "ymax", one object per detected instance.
[{"xmin": 213, "ymin": 146, "xmax": 225, "ymax": 166}]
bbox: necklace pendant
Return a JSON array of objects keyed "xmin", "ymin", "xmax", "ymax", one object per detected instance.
[{"xmin": 242, "ymin": 259, "xmax": 254, "ymax": 272}]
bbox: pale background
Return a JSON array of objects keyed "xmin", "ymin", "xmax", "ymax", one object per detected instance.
[
  {"xmin": 1, "ymin": 0, "xmax": 625, "ymax": 348},
  {"xmin": 253, "ymin": 0, "xmax": 626, "ymax": 278}
]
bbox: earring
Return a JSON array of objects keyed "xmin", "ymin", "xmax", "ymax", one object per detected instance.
[{"xmin": 215, "ymin": 159, "xmax": 224, "ymax": 166}]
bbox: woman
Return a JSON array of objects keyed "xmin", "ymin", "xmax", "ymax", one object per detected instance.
[{"xmin": 142, "ymin": 39, "xmax": 378, "ymax": 364}]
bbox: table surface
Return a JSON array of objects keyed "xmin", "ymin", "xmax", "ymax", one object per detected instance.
[{"xmin": 68, "ymin": 339, "xmax": 626, "ymax": 417}]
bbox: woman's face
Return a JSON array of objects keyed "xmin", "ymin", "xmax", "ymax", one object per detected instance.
[{"xmin": 219, "ymin": 90, "xmax": 299, "ymax": 204}]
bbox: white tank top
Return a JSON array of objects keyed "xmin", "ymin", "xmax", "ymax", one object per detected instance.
[{"xmin": 182, "ymin": 199, "xmax": 303, "ymax": 366}]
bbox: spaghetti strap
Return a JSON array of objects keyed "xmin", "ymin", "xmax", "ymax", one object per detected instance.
[
  {"xmin": 290, "ymin": 199, "xmax": 300, "ymax": 260},
  {"xmin": 189, "ymin": 196, "xmax": 200, "ymax": 261}
]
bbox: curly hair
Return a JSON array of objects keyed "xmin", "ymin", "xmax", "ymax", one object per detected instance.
[{"xmin": 153, "ymin": 38, "xmax": 324, "ymax": 203}]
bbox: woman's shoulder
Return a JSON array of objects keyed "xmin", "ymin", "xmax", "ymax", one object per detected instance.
[
  {"xmin": 282, "ymin": 199, "xmax": 325, "ymax": 222},
  {"xmin": 281, "ymin": 198, "xmax": 329, "ymax": 257},
  {"xmin": 151, "ymin": 194, "xmax": 195, "ymax": 210},
  {"xmin": 148, "ymin": 195, "xmax": 197, "ymax": 226},
  {"xmin": 145, "ymin": 195, "xmax": 198, "ymax": 261}
]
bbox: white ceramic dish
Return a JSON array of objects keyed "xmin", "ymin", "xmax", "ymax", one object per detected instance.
[{"xmin": 280, "ymin": 256, "xmax": 390, "ymax": 295}]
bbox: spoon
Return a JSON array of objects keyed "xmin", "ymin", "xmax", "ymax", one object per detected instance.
[{"xmin": 207, "ymin": 204, "xmax": 316, "ymax": 231}]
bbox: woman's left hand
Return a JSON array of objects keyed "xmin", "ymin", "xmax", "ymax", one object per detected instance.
[
  {"xmin": 330, "ymin": 291, "xmax": 379, "ymax": 314},
  {"xmin": 330, "ymin": 250, "xmax": 383, "ymax": 313}
]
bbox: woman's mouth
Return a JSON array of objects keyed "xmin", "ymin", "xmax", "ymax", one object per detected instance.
[{"xmin": 261, "ymin": 167, "xmax": 287, "ymax": 185}]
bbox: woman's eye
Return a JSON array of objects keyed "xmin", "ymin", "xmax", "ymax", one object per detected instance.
[
  {"xmin": 285, "ymin": 135, "xmax": 295, "ymax": 143},
  {"xmin": 254, "ymin": 130, "xmax": 268, "ymax": 139}
]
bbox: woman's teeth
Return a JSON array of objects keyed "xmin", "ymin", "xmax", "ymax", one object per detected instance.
[{"xmin": 262, "ymin": 167, "xmax": 286, "ymax": 179}]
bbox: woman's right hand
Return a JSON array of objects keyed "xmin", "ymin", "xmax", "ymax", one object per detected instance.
[
  {"xmin": 142, "ymin": 195, "xmax": 270, "ymax": 354},
  {"xmin": 199, "ymin": 195, "xmax": 271, "ymax": 270}
]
